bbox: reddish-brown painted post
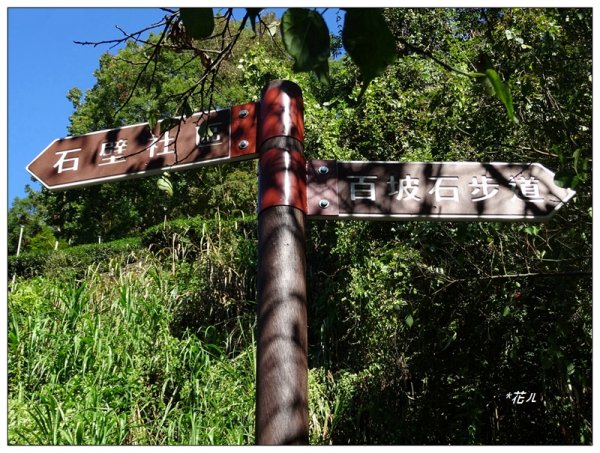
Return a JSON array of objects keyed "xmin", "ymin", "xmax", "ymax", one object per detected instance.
[{"xmin": 255, "ymin": 80, "xmax": 308, "ymax": 445}]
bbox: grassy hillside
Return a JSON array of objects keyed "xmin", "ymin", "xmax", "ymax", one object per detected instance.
[
  {"xmin": 8, "ymin": 214, "xmax": 592, "ymax": 445},
  {"xmin": 8, "ymin": 216, "xmax": 338, "ymax": 445}
]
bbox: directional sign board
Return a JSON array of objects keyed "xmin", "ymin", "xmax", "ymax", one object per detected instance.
[
  {"xmin": 27, "ymin": 103, "xmax": 257, "ymax": 191},
  {"xmin": 307, "ymin": 160, "xmax": 575, "ymax": 221}
]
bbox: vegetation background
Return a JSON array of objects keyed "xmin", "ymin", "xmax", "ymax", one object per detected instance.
[{"xmin": 8, "ymin": 8, "xmax": 592, "ymax": 445}]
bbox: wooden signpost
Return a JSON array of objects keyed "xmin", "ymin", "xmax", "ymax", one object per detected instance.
[{"xmin": 27, "ymin": 80, "xmax": 575, "ymax": 445}]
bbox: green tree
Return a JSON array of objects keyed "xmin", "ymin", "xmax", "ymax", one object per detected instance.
[
  {"xmin": 35, "ymin": 17, "xmax": 285, "ymax": 243},
  {"xmin": 8, "ymin": 187, "xmax": 53, "ymax": 255},
  {"xmin": 302, "ymin": 8, "xmax": 591, "ymax": 444},
  {"xmin": 27, "ymin": 225, "xmax": 68, "ymax": 254}
]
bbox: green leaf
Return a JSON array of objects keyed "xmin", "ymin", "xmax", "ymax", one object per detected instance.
[
  {"xmin": 180, "ymin": 8, "xmax": 214, "ymax": 40},
  {"xmin": 280, "ymin": 9, "xmax": 330, "ymax": 81},
  {"xmin": 554, "ymin": 169, "xmax": 579, "ymax": 189},
  {"xmin": 342, "ymin": 9, "xmax": 396, "ymax": 89},
  {"xmin": 181, "ymin": 100, "xmax": 193, "ymax": 118},
  {"xmin": 573, "ymin": 149, "xmax": 582, "ymax": 174},
  {"xmin": 157, "ymin": 174, "xmax": 173, "ymax": 197},
  {"xmin": 160, "ymin": 118, "xmax": 178, "ymax": 135},
  {"xmin": 485, "ymin": 68, "xmax": 519, "ymax": 124},
  {"xmin": 246, "ymin": 8, "xmax": 262, "ymax": 33},
  {"xmin": 405, "ymin": 314, "xmax": 414, "ymax": 328},
  {"xmin": 147, "ymin": 111, "xmax": 158, "ymax": 130},
  {"xmin": 503, "ymin": 306, "xmax": 511, "ymax": 317},
  {"xmin": 267, "ymin": 20, "xmax": 280, "ymax": 37},
  {"xmin": 197, "ymin": 121, "xmax": 214, "ymax": 141}
]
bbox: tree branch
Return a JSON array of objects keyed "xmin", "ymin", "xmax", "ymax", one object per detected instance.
[
  {"xmin": 74, "ymin": 19, "xmax": 169, "ymax": 49},
  {"xmin": 397, "ymin": 37, "xmax": 484, "ymax": 78}
]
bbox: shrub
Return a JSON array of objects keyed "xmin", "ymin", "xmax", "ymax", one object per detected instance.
[{"xmin": 8, "ymin": 237, "xmax": 142, "ymax": 279}]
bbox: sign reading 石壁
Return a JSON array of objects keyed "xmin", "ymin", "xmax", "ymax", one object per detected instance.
[
  {"xmin": 307, "ymin": 160, "xmax": 575, "ymax": 221},
  {"xmin": 27, "ymin": 103, "xmax": 257, "ymax": 191}
]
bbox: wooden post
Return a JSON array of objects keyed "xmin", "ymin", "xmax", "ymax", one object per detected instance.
[
  {"xmin": 16, "ymin": 224, "xmax": 24, "ymax": 256},
  {"xmin": 12, "ymin": 225, "xmax": 25, "ymax": 288},
  {"xmin": 255, "ymin": 80, "xmax": 308, "ymax": 445}
]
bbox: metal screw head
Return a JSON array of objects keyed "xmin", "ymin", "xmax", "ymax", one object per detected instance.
[
  {"xmin": 319, "ymin": 199, "xmax": 330, "ymax": 209},
  {"xmin": 239, "ymin": 109, "xmax": 249, "ymax": 118},
  {"xmin": 318, "ymin": 165, "xmax": 329, "ymax": 175},
  {"xmin": 239, "ymin": 140, "xmax": 249, "ymax": 149}
]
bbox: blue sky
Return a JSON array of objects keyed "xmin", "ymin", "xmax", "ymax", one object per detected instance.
[
  {"xmin": 7, "ymin": 8, "xmax": 169, "ymax": 205},
  {"xmin": 6, "ymin": 7, "xmax": 342, "ymax": 207}
]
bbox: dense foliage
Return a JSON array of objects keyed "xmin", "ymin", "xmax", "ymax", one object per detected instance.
[
  {"xmin": 9, "ymin": 252, "xmax": 257, "ymax": 445},
  {"xmin": 8, "ymin": 8, "xmax": 591, "ymax": 445}
]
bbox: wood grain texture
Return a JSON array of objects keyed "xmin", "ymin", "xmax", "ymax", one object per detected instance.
[{"xmin": 256, "ymin": 206, "xmax": 308, "ymax": 445}]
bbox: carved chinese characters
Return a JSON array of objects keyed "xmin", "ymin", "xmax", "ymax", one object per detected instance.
[
  {"xmin": 27, "ymin": 104, "xmax": 258, "ymax": 191},
  {"xmin": 306, "ymin": 160, "xmax": 575, "ymax": 221},
  {"xmin": 28, "ymin": 103, "xmax": 574, "ymax": 222}
]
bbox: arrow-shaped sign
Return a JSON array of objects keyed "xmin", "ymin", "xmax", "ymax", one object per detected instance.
[
  {"xmin": 27, "ymin": 103, "xmax": 258, "ymax": 191},
  {"xmin": 307, "ymin": 160, "xmax": 575, "ymax": 222},
  {"xmin": 27, "ymin": 102, "xmax": 575, "ymax": 223}
]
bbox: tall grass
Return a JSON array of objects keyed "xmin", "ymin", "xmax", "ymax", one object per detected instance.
[
  {"xmin": 8, "ymin": 214, "xmax": 336, "ymax": 445},
  {"xmin": 8, "ymin": 258, "xmax": 257, "ymax": 445}
]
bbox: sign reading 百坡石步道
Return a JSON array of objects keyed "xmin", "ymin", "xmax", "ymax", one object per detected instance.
[{"xmin": 307, "ymin": 160, "xmax": 575, "ymax": 222}]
